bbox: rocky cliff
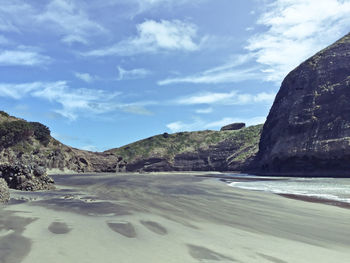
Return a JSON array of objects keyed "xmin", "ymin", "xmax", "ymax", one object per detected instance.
[
  {"xmin": 0, "ymin": 111, "xmax": 125, "ymax": 174},
  {"xmin": 255, "ymin": 33, "xmax": 350, "ymax": 175},
  {"xmin": 107, "ymin": 124, "xmax": 263, "ymax": 172}
]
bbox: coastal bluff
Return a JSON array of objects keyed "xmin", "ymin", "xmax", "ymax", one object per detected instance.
[
  {"xmin": 255, "ymin": 33, "xmax": 350, "ymax": 175},
  {"xmin": 107, "ymin": 124, "xmax": 262, "ymax": 172},
  {"xmin": 0, "ymin": 111, "xmax": 126, "ymax": 174}
]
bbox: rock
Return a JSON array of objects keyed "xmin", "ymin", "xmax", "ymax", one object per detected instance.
[
  {"xmin": 220, "ymin": 123, "xmax": 245, "ymax": 131},
  {"xmin": 33, "ymin": 166, "xmax": 46, "ymax": 177},
  {"xmin": 255, "ymin": 33, "xmax": 350, "ymax": 175},
  {"xmin": 0, "ymin": 111, "xmax": 126, "ymax": 174},
  {"xmin": 0, "ymin": 178, "xmax": 10, "ymax": 203},
  {"xmin": 0, "ymin": 163, "xmax": 55, "ymax": 191}
]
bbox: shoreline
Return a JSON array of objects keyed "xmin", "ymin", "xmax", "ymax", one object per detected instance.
[
  {"xmin": 47, "ymin": 168, "xmax": 350, "ymax": 178},
  {"xmin": 47, "ymin": 171, "xmax": 350, "ymax": 210},
  {"xmin": 278, "ymin": 193, "xmax": 350, "ymax": 209}
]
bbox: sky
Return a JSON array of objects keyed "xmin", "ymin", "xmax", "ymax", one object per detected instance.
[{"xmin": 0, "ymin": 0, "xmax": 349, "ymax": 151}]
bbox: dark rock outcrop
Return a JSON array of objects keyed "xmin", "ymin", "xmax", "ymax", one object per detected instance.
[
  {"xmin": 0, "ymin": 112, "xmax": 125, "ymax": 174},
  {"xmin": 255, "ymin": 33, "xmax": 350, "ymax": 175},
  {"xmin": 0, "ymin": 164, "xmax": 54, "ymax": 191},
  {"xmin": 0, "ymin": 178, "xmax": 10, "ymax": 203},
  {"xmin": 220, "ymin": 123, "xmax": 246, "ymax": 131}
]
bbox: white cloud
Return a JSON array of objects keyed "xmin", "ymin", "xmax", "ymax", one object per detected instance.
[
  {"xmin": 0, "ymin": 0, "xmax": 105, "ymax": 45},
  {"xmin": 195, "ymin": 107, "xmax": 213, "ymax": 114},
  {"xmin": 81, "ymin": 145, "xmax": 99, "ymax": 152},
  {"xmin": 175, "ymin": 91, "xmax": 276, "ymax": 105},
  {"xmin": 246, "ymin": 0, "xmax": 350, "ymax": 82},
  {"xmin": 158, "ymin": 0, "xmax": 350, "ymax": 86},
  {"xmin": 0, "ymin": 48, "xmax": 51, "ymax": 66},
  {"xmin": 0, "ymin": 81, "xmax": 120, "ymax": 120},
  {"xmin": 104, "ymin": 0, "xmax": 207, "ymax": 16},
  {"xmin": 74, "ymin": 72, "xmax": 96, "ymax": 83},
  {"xmin": 0, "ymin": 82, "xmax": 44, "ymax": 99},
  {"xmin": 117, "ymin": 66, "xmax": 152, "ymax": 80},
  {"xmin": 121, "ymin": 105, "xmax": 153, "ymax": 115},
  {"xmin": 0, "ymin": 1, "xmax": 33, "ymax": 32},
  {"xmin": 85, "ymin": 19, "xmax": 200, "ymax": 57},
  {"xmin": 158, "ymin": 54, "xmax": 259, "ymax": 85},
  {"xmin": 37, "ymin": 0, "xmax": 106, "ymax": 45},
  {"xmin": 166, "ymin": 116, "xmax": 265, "ymax": 133},
  {"xmin": 0, "ymin": 80, "xmax": 155, "ymax": 120},
  {"xmin": 30, "ymin": 81, "xmax": 120, "ymax": 120}
]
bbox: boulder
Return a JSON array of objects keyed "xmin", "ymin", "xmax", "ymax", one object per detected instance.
[
  {"xmin": 0, "ymin": 163, "xmax": 55, "ymax": 191},
  {"xmin": 220, "ymin": 123, "xmax": 246, "ymax": 131},
  {"xmin": 0, "ymin": 178, "xmax": 10, "ymax": 203},
  {"xmin": 255, "ymin": 33, "xmax": 350, "ymax": 175}
]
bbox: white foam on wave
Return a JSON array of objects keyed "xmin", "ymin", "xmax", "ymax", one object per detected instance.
[{"xmin": 228, "ymin": 179, "xmax": 350, "ymax": 204}]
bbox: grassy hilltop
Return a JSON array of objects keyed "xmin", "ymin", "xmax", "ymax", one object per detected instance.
[{"xmin": 107, "ymin": 124, "xmax": 263, "ymax": 172}]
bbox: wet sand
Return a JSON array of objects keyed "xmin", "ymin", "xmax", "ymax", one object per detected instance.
[{"xmin": 1, "ymin": 172, "xmax": 350, "ymax": 263}]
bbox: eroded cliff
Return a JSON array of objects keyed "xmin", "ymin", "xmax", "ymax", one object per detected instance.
[{"xmin": 255, "ymin": 33, "xmax": 350, "ymax": 175}]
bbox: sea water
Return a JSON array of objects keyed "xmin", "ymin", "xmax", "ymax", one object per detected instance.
[{"xmin": 227, "ymin": 175, "xmax": 350, "ymax": 204}]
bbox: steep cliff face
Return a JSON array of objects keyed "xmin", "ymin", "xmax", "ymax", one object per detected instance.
[
  {"xmin": 108, "ymin": 124, "xmax": 263, "ymax": 172},
  {"xmin": 0, "ymin": 111, "xmax": 124, "ymax": 174},
  {"xmin": 256, "ymin": 33, "xmax": 350, "ymax": 175}
]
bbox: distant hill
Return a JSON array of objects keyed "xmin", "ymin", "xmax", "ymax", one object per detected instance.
[
  {"xmin": 106, "ymin": 124, "xmax": 263, "ymax": 172},
  {"xmin": 0, "ymin": 111, "xmax": 124, "ymax": 173}
]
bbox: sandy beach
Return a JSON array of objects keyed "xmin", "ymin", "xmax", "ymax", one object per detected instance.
[{"xmin": 1, "ymin": 172, "xmax": 350, "ymax": 263}]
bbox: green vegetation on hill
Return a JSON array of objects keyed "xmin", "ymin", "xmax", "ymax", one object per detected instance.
[
  {"xmin": 0, "ymin": 110, "xmax": 123, "ymax": 173},
  {"xmin": 108, "ymin": 124, "xmax": 263, "ymax": 165},
  {"xmin": 0, "ymin": 119, "xmax": 51, "ymax": 149}
]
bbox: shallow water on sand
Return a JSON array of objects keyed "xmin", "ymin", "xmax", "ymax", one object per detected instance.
[
  {"xmin": 226, "ymin": 175, "xmax": 350, "ymax": 204},
  {"xmin": 1, "ymin": 173, "xmax": 350, "ymax": 263}
]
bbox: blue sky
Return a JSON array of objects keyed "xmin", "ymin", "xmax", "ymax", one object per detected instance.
[{"xmin": 0, "ymin": 0, "xmax": 349, "ymax": 151}]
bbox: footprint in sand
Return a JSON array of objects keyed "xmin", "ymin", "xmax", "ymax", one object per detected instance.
[
  {"xmin": 107, "ymin": 221, "xmax": 137, "ymax": 238},
  {"xmin": 187, "ymin": 244, "xmax": 236, "ymax": 262},
  {"xmin": 140, "ymin": 220, "xmax": 167, "ymax": 235},
  {"xmin": 48, "ymin": 222, "xmax": 71, "ymax": 234}
]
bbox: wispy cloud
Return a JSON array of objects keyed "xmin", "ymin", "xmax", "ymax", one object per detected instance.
[
  {"xmin": 0, "ymin": 81, "xmax": 118, "ymax": 120},
  {"xmin": 85, "ymin": 19, "xmax": 200, "ymax": 57},
  {"xmin": 0, "ymin": 0, "xmax": 106, "ymax": 45},
  {"xmin": 166, "ymin": 116, "xmax": 265, "ymax": 133},
  {"xmin": 158, "ymin": 0, "xmax": 350, "ymax": 86},
  {"xmin": 0, "ymin": 82, "xmax": 44, "ymax": 99},
  {"xmin": 0, "ymin": 35, "xmax": 11, "ymax": 45},
  {"xmin": 158, "ymin": 54, "xmax": 259, "ymax": 85},
  {"xmin": 246, "ymin": 0, "xmax": 350, "ymax": 82},
  {"xmin": 0, "ymin": 48, "xmax": 51, "ymax": 66},
  {"xmin": 195, "ymin": 107, "xmax": 213, "ymax": 114},
  {"xmin": 0, "ymin": 80, "xmax": 156, "ymax": 120},
  {"xmin": 102, "ymin": 0, "xmax": 208, "ymax": 17},
  {"xmin": 175, "ymin": 91, "xmax": 276, "ymax": 105},
  {"xmin": 37, "ymin": 0, "xmax": 106, "ymax": 45},
  {"xmin": 80, "ymin": 145, "xmax": 99, "ymax": 152},
  {"xmin": 121, "ymin": 105, "xmax": 153, "ymax": 115},
  {"xmin": 74, "ymin": 72, "xmax": 96, "ymax": 83},
  {"xmin": 31, "ymin": 82, "xmax": 120, "ymax": 120},
  {"xmin": 117, "ymin": 66, "xmax": 152, "ymax": 80}
]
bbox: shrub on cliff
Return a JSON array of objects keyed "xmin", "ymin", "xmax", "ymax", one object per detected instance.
[
  {"xmin": 30, "ymin": 122, "xmax": 51, "ymax": 146},
  {"xmin": 0, "ymin": 120, "xmax": 51, "ymax": 149},
  {"xmin": 0, "ymin": 120, "xmax": 33, "ymax": 148},
  {"xmin": 0, "ymin": 111, "xmax": 9, "ymax": 118}
]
